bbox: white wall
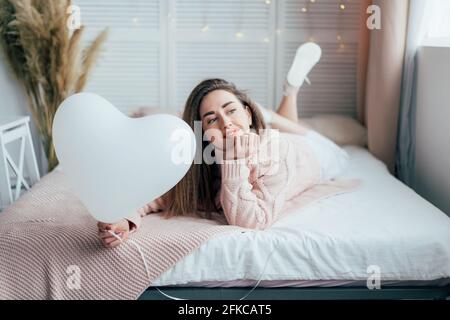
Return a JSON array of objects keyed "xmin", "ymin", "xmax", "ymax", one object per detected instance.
[
  {"xmin": 0, "ymin": 53, "xmax": 46, "ymax": 176},
  {"xmin": 414, "ymin": 46, "xmax": 450, "ymax": 216}
]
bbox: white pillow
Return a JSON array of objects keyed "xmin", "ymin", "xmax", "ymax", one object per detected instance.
[
  {"xmin": 303, "ymin": 130, "xmax": 350, "ymax": 181},
  {"xmin": 303, "ymin": 114, "xmax": 367, "ymax": 147}
]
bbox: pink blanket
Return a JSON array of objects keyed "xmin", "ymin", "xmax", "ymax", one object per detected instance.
[{"xmin": 0, "ymin": 170, "xmax": 359, "ymax": 300}]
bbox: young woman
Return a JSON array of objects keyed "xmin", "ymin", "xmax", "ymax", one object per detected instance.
[{"xmin": 98, "ymin": 43, "xmax": 350, "ymax": 247}]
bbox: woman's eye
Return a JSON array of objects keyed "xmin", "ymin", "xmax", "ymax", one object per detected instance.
[
  {"xmin": 228, "ymin": 109, "xmax": 236, "ymax": 114},
  {"xmin": 207, "ymin": 118, "xmax": 217, "ymax": 125}
]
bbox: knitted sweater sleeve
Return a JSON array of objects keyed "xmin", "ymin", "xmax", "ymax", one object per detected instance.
[
  {"xmin": 125, "ymin": 195, "xmax": 167, "ymax": 232},
  {"xmin": 219, "ymin": 137, "xmax": 294, "ymax": 230}
]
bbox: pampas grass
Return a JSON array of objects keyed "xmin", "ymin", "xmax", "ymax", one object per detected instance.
[{"xmin": 0, "ymin": 0, "xmax": 107, "ymax": 172}]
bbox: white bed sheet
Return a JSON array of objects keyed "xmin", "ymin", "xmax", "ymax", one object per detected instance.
[{"xmin": 152, "ymin": 146, "xmax": 450, "ymax": 286}]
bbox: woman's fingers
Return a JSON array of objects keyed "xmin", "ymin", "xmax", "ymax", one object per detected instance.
[
  {"xmin": 97, "ymin": 221, "xmax": 111, "ymax": 231},
  {"xmin": 235, "ymin": 134, "xmax": 251, "ymax": 159},
  {"xmin": 248, "ymin": 133, "xmax": 259, "ymax": 157},
  {"xmin": 98, "ymin": 230, "xmax": 122, "ymax": 239},
  {"xmin": 235, "ymin": 135, "xmax": 243, "ymax": 159},
  {"xmin": 215, "ymin": 133, "xmax": 260, "ymax": 161},
  {"xmin": 101, "ymin": 235, "xmax": 124, "ymax": 248},
  {"xmin": 101, "ymin": 237, "xmax": 119, "ymax": 247},
  {"xmin": 104, "ymin": 236, "xmax": 117, "ymax": 244},
  {"xmin": 98, "ymin": 231, "xmax": 111, "ymax": 239},
  {"xmin": 108, "ymin": 239, "xmax": 122, "ymax": 248}
]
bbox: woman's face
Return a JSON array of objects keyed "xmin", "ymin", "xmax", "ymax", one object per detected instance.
[{"xmin": 199, "ymin": 90, "xmax": 252, "ymax": 148}]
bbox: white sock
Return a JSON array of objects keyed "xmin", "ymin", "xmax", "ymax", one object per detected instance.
[
  {"xmin": 285, "ymin": 42, "xmax": 322, "ymax": 93},
  {"xmin": 283, "ymin": 81, "xmax": 300, "ymax": 97}
]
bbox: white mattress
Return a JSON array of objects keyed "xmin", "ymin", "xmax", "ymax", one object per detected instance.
[{"xmin": 152, "ymin": 146, "xmax": 450, "ymax": 286}]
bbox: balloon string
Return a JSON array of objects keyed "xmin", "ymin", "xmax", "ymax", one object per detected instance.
[
  {"xmin": 108, "ymin": 230, "xmax": 275, "ymax": 301},
  {"xmin": 108, "ymin": 230, "xmax": 186, "ymax": 300}
]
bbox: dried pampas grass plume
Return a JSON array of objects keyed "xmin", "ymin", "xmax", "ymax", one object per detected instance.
[{"xmin": 0, "ymin": 0, "xmax": 108, "ymax": 172}]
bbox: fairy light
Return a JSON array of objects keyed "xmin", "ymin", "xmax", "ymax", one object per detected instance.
[
  {"xmin": 202, "ymin": 0, "xmax": 209, "ymax": 34},
  {"xmin": 263, "ymin": 37, "xmax": 270, "ymax": 43},
  {"xmin": 235, "ymin": 31, "xmax": 244, "ymax": 39},
  {"xmin": 337, "ymin": 1, "xmax": 347, "ymax": 51},
  {"xmin": 304, "ymin": 0, "xmax": 316, "ymax": 42},
  {"xmin": 265, "ymin": 0, "xmax": 271, "ymax": 4}
]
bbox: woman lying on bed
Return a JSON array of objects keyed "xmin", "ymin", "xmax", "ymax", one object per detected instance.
[{"xmin": 98, "ymin": 42, "xmax": 351, "ymax": 247}]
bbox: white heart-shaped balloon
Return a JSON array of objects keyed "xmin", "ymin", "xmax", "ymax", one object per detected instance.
[{"xmin": 53, "ymin": 93, "xmax": 196, "ymax": 223}]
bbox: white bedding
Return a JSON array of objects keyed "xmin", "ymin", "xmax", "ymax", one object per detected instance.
[{"xmin": 152, "ymin": 146, "xmax": 450, "ymax": 286}]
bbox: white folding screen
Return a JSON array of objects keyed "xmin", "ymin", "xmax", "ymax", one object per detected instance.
[
  {"xmin": 276, "ymin": 0, "xmax": 362, "ymax": 117},
  {"xmin": 74, "ymin": 0, "xmax": 162, "ymax": 112},
  {"xmin": 172, "ymin": 0, "xmax": 275, "ymax": 110},
  {"xmin": 75, "ymin": 0, "xmax": 363, "ymax": 118}
]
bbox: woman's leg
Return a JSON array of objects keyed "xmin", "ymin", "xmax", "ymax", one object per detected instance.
[
  {"xmin": 256, "ymin": 98, "xmax": 312, "ymax": 135},
  {"xmin": 262, "ymin": 95, "xmax": 312, "ymax": 135},
  {"xmin": 270, "ymin": 113, "xmax": 311, "ymax": 135},
  {"xmin": 276, "ymin": 92, "xmax": 299, "ymax": 123},
  {"xmin": 259, "ymin": 42, "xmax": 321, "ymax": 135},
  {"xmin": 257, "ymin": 86, "xmax": 311, "ymax": 135}
]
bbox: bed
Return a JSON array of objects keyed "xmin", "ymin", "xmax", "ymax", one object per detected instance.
[
  {"xmin": 0, "ymin": 145, "xmax": 449, "ymax": 300},
  {"xmin": 141, "ymin": 145, "xmax": 450, "ymax": 300}
]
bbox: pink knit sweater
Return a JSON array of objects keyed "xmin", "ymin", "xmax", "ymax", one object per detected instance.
[{"xmin": 128, "ymin": 130, "xmax": 355, "ymax": 230}]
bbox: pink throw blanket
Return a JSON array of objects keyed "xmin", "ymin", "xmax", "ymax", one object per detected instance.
[{"xmin": 0, "ymin": 170, "xmax": 359, "ymax": 299}]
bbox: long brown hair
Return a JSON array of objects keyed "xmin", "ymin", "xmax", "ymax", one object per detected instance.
[{"xmin": 164, "ymin": 79, "xmax": 266, "ymax": 219}]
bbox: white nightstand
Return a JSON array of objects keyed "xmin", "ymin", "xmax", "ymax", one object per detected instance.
[{"xmin": 0, "ymin": 116, "xmax": 40, "ymax": 210}]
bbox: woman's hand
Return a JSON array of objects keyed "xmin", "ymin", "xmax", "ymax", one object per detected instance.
[
  {"xmin": 215, "ymin": 132, "xmax": 259, "ymax": 162},
  {"xmin": 97, "ymin": 219, "xmax": 130, "ymax": 248}
]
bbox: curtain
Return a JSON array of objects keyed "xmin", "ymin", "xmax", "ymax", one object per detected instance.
[
  {"xmin": 395, "ymin": 0, "xmax": 441, "ymax": 186},
  {"xmin": 356, "ymin": 0, "xmax": 372, "ymax": 127},
  {"xmin": 364, "ymin": 0, "xmax": 409, "ymax": 174}
]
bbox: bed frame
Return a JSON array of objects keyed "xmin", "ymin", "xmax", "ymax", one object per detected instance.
[{"xmin": 139, "ymin": 285, "xmax": 450, "ymax": 300}]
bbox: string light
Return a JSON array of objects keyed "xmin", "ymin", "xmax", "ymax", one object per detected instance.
[
  {"xmin": 201, "ymin": 0, "xmax": 209, "ymax": 33},
  {"xmin": 192, "ymin": 0, "xmax": 352, "ymax": 51},
  {"xmin": 337, "ymin": 1, "xmax": 347, "ymax": 51},
  {"xmin": 304, "ymin": 0, "xmax": 315, "ymax": 43}
]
